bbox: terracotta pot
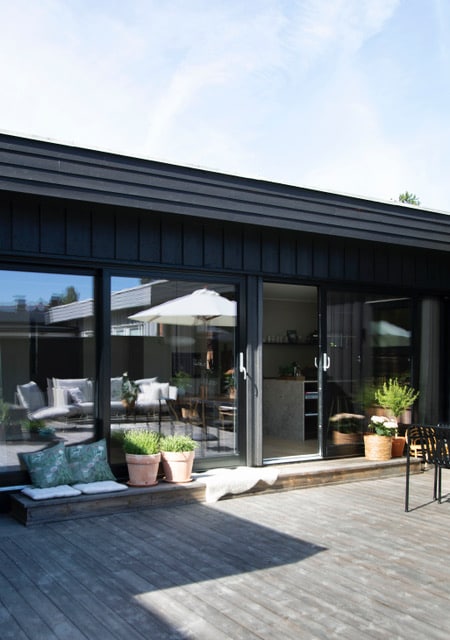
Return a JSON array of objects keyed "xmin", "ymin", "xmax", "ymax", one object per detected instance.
[
  {"xmin": 161, "ymin": 450, "xmax": 195, "ymax": 483},
  {"xmin": 125, "ymin": 452, "xmax": 161, "ymax": 486},
  {"xmin": 391, "ymin": 436, "xmax": 406, "ymax": 457},
  {"xmin": 364, "ymin": 434, "xmax": 392, "ymax": 461}
]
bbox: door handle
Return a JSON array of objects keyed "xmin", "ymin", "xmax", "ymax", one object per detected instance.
[
  {"xmin": 314, "ymin": 354, "xmax": 331, "ymax": 372},
  {"xmin": 239, "ymin": 352, "xmax": 247, "ymax": 380}
]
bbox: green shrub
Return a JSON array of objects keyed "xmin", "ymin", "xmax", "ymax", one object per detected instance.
[
  {"xmin": 123, "ymin": 429, "xmax": 160, "ymax": 455},
  {"xmin": 160, "ymin": 434, "xmax": 198, "ymax": 452}
]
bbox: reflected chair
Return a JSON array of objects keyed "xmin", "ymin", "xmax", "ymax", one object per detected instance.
[{"xmin": 405, "ymin": 424, "xmax": 450, "ymax": 511}]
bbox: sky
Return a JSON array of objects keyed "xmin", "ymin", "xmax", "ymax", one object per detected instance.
[{"xmin": 1, "ymin": 0, "xmax": 450, "ymax": 213}]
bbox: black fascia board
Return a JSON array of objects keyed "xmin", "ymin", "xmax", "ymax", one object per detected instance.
[{"xmin": 0, "ymin": 132, "xmax": 449, "ymax": 252}]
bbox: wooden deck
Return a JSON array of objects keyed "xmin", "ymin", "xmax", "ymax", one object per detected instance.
[{"xmin": 1, "ymin": 465, "xmax": 449, "ymax": 639}]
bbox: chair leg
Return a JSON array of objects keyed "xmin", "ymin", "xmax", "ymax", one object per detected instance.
[
  {"xmin": 405, "ymin": 450, "xmax": 410, "ymax": 512},
  {"xmin": 438, "ymin": 465, "xmax": 442, "ymax": 503}
]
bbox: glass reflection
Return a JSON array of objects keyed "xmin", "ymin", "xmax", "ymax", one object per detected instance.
[
  {"xmin": 0, "ymin": 270, "xmax": 95, "ymax": 473},
  {"xmin": 110, "ymin": 278, "xmax": 238, "ymax": 462}
]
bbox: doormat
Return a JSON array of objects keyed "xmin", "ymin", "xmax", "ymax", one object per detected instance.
[{"xmin": 193, "ymin": 466, "xmax": 279, "ymax": 503}]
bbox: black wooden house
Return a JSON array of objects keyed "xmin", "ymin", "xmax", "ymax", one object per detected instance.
[{"xmin": 1, "ymin": 133, "xmax": 449, "ymax": 487}]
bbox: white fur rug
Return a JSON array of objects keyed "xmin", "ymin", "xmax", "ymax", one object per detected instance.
[{"xmin": 192, "ymin": 466, "xmax": 279, "ymax": 503}]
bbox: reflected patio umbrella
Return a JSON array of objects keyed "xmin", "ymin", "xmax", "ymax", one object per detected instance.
[
  {"xmin": 371, "ymin": 320, "xmax": 411, "ymax": 347},
  {"xmin": 129, "ymin": 288, "xmax": 236, "ymax": 327},
  {"xmin": 129, "ymin": 288, "xmax": 237, "ymax": 426}
]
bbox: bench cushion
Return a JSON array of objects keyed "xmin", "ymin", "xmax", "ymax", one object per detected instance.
[
  {"xmin": 72, "ymin": 481, "xmax": 128, "ymax": 494},
  {"xmin": 21, "ymin": 484, "xmax": 82, "ymax": 500},
  {"xmin": 65, "ymin": 439, "xmax": 115, "ymax": 484},
  {"xmin": 20, "ymin": 442, "xmax": 75, "ymax": 488}
]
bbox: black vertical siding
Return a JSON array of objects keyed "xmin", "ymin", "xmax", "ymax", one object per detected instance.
[{"xmin": 0, "ymin": 192, "xmax": 450, "ymax": 295}]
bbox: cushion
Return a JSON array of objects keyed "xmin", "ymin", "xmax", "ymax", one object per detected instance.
[
  {"xmin": 111, "ymin": 377, "xmax": 122, "ymax": 401},
  {"xmin": 68, "ymin": 387, "xmax": 84, "ymax": 404},
  {"xmin": 65, "ymin": 439, "xmax": 115, "ymax": 484},
  {"xmin": 21, "ymin": 484, "xmax": 82, "ymax": 500},
  {"xmin": 153, "ymin": 382, "xmax": 170, "ymax": 398},
  {"xmin": 21, "ymin": 442, "xmax": 74, "ymax": 488},
  {"xmin": 72, "ymin": 481, "xmax": 128, "ymax": 494},
  {"xmin": 135, "ymin": 377, "xmax": 158, "ymax": 389},
  {"xmin": 17, "ymin": 381, "xmax": 45, "ymax": 411},
  {"xmin": 53, "ymin": 378, "xmax": 93, "ymax": 402},
  {"xmin": 137, "ymin": 384, "xmax": 161, "ymax": 406}
]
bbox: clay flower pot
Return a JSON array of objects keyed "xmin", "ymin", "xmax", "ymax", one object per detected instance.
[
  {"xmin": 125, "ymin": 452, "xmax": 161, "ymax": 486},
  {"xmin": 161, "ymin": 450, "xmax": 195, "ymax": 483}
]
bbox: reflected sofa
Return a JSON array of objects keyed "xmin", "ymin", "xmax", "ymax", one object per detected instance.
[{"xmin": 17, "ymin": 377, "xmax": 178, "ymax": 425}]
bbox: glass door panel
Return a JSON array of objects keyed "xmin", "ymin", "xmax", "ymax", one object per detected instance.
[
  {"xmin": 262, "ymin": 283, "xmax": 319, "ymax": 461},
  {"xmin": 109, "ymin": 277, "xmax": 239, "ymax": 463},
  {"xmin": 325, "ymin": 291, "xmax": 413, "ymax": 456}
]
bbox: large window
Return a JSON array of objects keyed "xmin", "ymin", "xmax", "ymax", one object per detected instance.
[
  {"xmin": 0, "ymin": 270, "xmax": 95, "ymax": 475},
  {"xmin": 109, "ymin": 278, "xmax": 238, "ymax": 464}
]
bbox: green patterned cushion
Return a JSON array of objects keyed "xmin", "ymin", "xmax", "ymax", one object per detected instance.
[
  {"xmin": 21, "ymin": 442, "xmax": 74, "ymax": 488},
  {"xmin": 65, "ymin": 439, "xmax": 115, "ymax": 483}
]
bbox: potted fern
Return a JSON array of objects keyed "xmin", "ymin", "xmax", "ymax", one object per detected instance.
[
  {"xmin": 123, "ymin": 429, "xmax": 161, "ymax": 486},
  {"xmin": 373, "ymin": 378, "xmax": 420, "ymax": 457},
  {"xmin": 160, "ymin": 434, "xmax": 198, "ymax": 483}
]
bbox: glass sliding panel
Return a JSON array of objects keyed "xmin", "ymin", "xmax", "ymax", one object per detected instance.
[
  {"xmin": 109, "ymin": 278, "xmax": 238, "ymax": 464},
  {"xmin": 262, "ymin": 283, "xmax": 319, "ymax": 460},
  {"xmin": 326, "ymin": 292, "xmax": 413, "ymax": 455},
  {"xmin": 0, "ymin": 270, "xmax": 95, "ymax": 476}
]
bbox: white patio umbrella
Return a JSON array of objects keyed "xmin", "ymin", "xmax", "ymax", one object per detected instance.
[
  {"xmin": 129, "ymin": 288, "xmax": 237, "ymax": 424},
  {"xmin": 129, "ymin": 288, "xmax": 237, "ymax": 327}
]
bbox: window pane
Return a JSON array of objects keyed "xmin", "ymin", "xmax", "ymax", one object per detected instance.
[
  {"xmin": 0, "ymin": 270, "xmax": 95, "ymax": 474},
  {"xmin": 110, "ymin": 278, "xmax": 238, "ymax": 464}
]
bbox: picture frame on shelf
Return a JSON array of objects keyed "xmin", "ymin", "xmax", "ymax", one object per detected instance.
[{"xmin": 286, "ymin": 329, "xmax": 298, "ymax": 344}]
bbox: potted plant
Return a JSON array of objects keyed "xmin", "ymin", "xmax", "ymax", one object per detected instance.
[
  {"xmin": 171, "ymin": 370, "xmax": 192, "ymax": 397},
  {"xmin": 121, "ymin": 372, "xmax": 139, "ymax": 409},
  {"xmin": 122, "ymin": 429, "xmax": 161, "ymax": 486},
  {"xmin": 374, "ymin": 378, "xmax": 420, "ymax": 457},
  {"xmin": 364, "ymin": 416, "xmax": 398, "ymax": 460},
  {"xmin": 160, "ymin": 434, "xmax": 198, "ymax": 483}
]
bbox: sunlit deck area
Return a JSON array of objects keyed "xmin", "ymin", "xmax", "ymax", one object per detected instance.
[{"xmin": 1, "ymin": 466, "xmax": 449, "ymax": 639}]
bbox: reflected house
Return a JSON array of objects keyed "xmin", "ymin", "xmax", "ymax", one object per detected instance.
[{"xmin": 1, "ymin": 132, "xmax": 450, "ymax": 487}]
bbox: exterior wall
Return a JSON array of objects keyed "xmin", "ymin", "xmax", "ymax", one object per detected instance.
[{"xmin": 1, "ymin": 192, "xmax": 449, "ymax": 293}]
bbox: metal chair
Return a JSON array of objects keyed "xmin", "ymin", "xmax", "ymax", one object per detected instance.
[{"xmin": 405, "ymin": 424, "xmax": 450, "ymax": 511}]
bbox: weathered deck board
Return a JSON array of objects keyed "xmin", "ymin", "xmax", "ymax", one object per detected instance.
[{"xmin": 1, "ymin": 468, "xmax": 449, "ymax": 639}]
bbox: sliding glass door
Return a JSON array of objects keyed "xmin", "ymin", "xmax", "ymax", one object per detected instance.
[{"xmin": 325, "ymin": 291, "xmax": 414, "ymax": 456}]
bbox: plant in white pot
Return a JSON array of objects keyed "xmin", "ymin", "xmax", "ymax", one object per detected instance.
[
  {"xmin": 160, "ymin": 434, "xmax": 198, "ymax": 483},
  {"xmin": 374, "ymin": 378, "xmax": 420, "ymax": 457},
  {"xmin": 123, "ymin": 429, "xmax": 161, "ymax": 486}
]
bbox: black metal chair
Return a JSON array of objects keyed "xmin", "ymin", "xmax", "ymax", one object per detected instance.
[{"xmin": 405, "ymin": 424, "xmax": 450, "ymax": 511}]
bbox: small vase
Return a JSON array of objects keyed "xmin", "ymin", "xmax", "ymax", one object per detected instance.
[{"xmin": 364, "ymin": 434, "xmax": 392, "ymax": 461}]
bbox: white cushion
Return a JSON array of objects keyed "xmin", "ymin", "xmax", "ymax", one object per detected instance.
[
  {"xmin": 21, "ymin": 485, "xmax": 82, "ymax": 500},
  {"xmin": 72, "ymin": 481, "xmax": 128, "ymax": 494},
  {"xmin": 137, "ymin": 384, "xmax": 161, "ymax": 406},
  {"xmin": 110, "ymin": 377, "xmax": 122, "ymax": 400},
  {"xmin": 135, "ymin": 377, "xmax": 158, "ymax": 389},
  {"xmin": 53, "ymin": 378, "xmax": 93, "ymax": 402},
  {"xmin": 154, "ymin": 382, "xmax": 170, "ymax": 398},
  {"xmin": 17, "ymin": 382, "xmax": 45, "ymax": 411}
]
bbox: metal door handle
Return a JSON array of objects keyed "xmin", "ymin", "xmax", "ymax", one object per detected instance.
[
  {"xmin": 314, "ymin": 354, "xmax": 331, "ymax": 371},
  {"xmin": 239, "ymin": 352, "xmax": 247, "ymax": 380}
]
